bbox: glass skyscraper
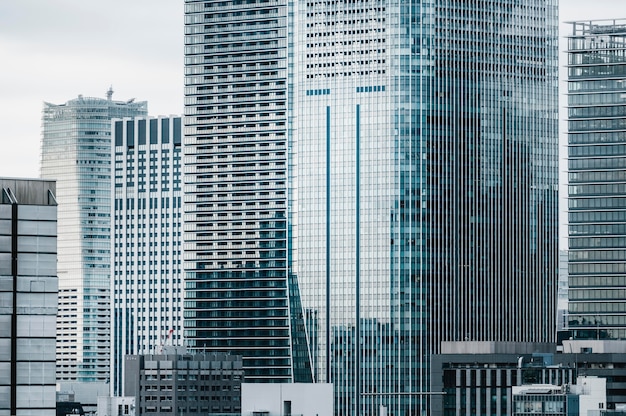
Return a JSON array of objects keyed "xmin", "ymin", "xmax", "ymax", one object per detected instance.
[
  {"xmin": 294, "ymin": 1, "xmax": 558, "ymax": 415},
  {"xmin": 567, "ymin": 20, "xmax": 626, "ymax": 341},
  {"xmin": 41, "ymin": 91, "xmax": 147, "ymax": 383},
  {"xmin": 110, "ymin": 116, "xmax": 183, "ymax": 395},
  {"xmin": 185, "ymin": 1, "xmax": 559, "ymax": 415}
]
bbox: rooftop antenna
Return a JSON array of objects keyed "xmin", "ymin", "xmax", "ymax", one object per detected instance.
[{"xmin": 106, "ymin": 85, "xmax": 114, "ymax": 101}]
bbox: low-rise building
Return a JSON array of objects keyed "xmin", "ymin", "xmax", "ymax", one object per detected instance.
[
  {"xmin": 431, "ymin": 341, "xmax": 626, "ymax": 414},
  {"xmin": 512, "ymin": 384, "xmax": 579, "ymax": 416},
  {"xmin": 124, "ymin": 349, "xmax": 243, "ymax": 415}
]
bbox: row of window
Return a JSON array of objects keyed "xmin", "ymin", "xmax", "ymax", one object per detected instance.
[
  {"xmin": 570, "ymin": 118, "xmax": 626, "ymax": 132},
  {"xmin": 569, "ymin": 196, "xmax": 626, "ymax": 209},
  {"xmin": 568, "ymin": 78, "xmax": 626, "ymax": 93},
  {"xmin": 569, "ymin": 301, "xmax": 626, "ymax": 319},
  {"xmin": 569, "ymin": 64, "xmax": 626, "ymax": 79},
  {"xmin": 569, "ymin": 288, "xmax": 626, "ymax": 300},
  {"xmin": 570, "ymin": 223, "xmax": 626, "ymax": 236},
  {"xmin": 570, "ymin": 274, "xmax": 626, "ymax": 287},
  {"xmin": 570, "ymin": 155, "xmax": 626, "ymax": 169},
  {"xmin": 569, "ymin": 262, "xmax": 626, "ymax": 274},
  {"xmin": 570, "ymin": 184, "xmax": 626, "ymax": 196},
  {"xmin": 569, "ymin": 170, "xmax": 626, "ymax": 182}
]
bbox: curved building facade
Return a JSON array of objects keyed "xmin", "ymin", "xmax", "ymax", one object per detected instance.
[{"xmin": 41, "ymin": 93, "xmax": 147, "ymax": 383}]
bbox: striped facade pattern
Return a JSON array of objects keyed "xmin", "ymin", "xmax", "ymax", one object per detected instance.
[
  {"xmin": 567, "ymin": 20, "xmax": 626, "ymax": 340},
  {"xmin": 295, "ymin": 1, "xmax": 558, "ymax": 415},
  {"xmin": 183, "ymin": 0, "xmax": 313, "ymax": 383},
  {"xmin": 184, "ymin": 1, "xmax": 559, "ymax": 415},
  {"xmin": 41, "ymin": 95, "xmax": 147, "ymax": 383},
  {"xmin": 111, "ymin": 116, "xmax": 184, "ymax": 395}
]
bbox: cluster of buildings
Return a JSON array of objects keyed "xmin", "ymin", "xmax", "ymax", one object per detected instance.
[{"xmin": 3, "ymin": 1, "xmax": 626, "ymax": 415}]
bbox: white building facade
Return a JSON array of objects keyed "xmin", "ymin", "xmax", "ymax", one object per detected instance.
[{"xmin": 110, "ymin": 116, "xmax": 183, "ymax": 395}]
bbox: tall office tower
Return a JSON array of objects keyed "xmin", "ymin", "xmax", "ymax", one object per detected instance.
[
  {"xmin": 110, "ymin": 116, "xmax": 184, "ymax": 395},
  {"xmin": 184, "ymin": 1, "xmax": 312, "ymax": 382},
  {"xmin": 0, "ymin": 178, "xmax": 57, "ymax": 416},
  {"xmin": 41, "ymin": 92, "xmax": 147, "ymax": 383},
  {"xmin": 567, "ymin": 20, "xmax": 626, "ymax": 341},
  {"xmin": 294, "ymin": 1, "xmax": 558, "ymax": 415},
  {"xmin": 185, "ymin": 0, "xmax": 559, "ymax": 414}
]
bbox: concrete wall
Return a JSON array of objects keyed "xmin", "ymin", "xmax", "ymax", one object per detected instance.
[{"xmin": 242, "ymin": 383, "xmax": 333, "ymax": 416}]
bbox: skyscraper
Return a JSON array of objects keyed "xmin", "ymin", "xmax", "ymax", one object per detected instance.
[
  {"xmin": 294, "ymin": 2, "xmax": 558, "ymax": 414},
  {"xmin": 110, "ymin": 116, "xmax": 184, "ymax": 395},
  {"xmin": 184, "ymin": 0, "xmax": 311, "ymax": 382},
  {"xmin": 0, "ymin": 178, "xmax": 57, "ymax": 416},
  {"xmin": 567, "ymin": 19, "xmax": 626, "ymax": 341},
  {"xmin": 184, "ymin": 1, "xmax": 559, "ymax": 415},
  {"xmin": 41, "ymin": 91, "xmax": 147, "ymax": 383}
]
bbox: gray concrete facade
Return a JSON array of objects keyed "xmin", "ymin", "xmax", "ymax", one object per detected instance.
[
  {"xmin": 0, "ymin": 178, "xmax": 57, "ymax": 416},
  {"xmin": 124, "ymin": 350, "xmax": 243, "ymax": 415}
]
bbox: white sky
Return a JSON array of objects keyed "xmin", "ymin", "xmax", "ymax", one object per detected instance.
[
  {"xmin": 0, "ymin": 0, "xmax": 183, "ymax": 178},
  {"xmin": 0, "ymin": 0, "xmax": 621, "ymax": 180}
]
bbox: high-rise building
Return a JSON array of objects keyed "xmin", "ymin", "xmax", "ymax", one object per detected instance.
[
  {"xmin": 294, "ymin": 2, "xmax": 558, "ymax": 415},
  {"xmin": 567, "ymin": 20, "xmax": 626, "ymax": 341},
  {"xmin": 110, "ymin": 116, "xmax": 184, "ymax": 395},
  {"xmin": 41, "ymin": 91, "xmax": 147, "ymax": 383},
  {"xmin": 184, "ymin": 1, "xmax": 559, "ymax": 415},
  {"xmin": 0, "ymin": 178, "xmax": 57, "ymax": 416},
  {"xmin": 183, "ymin": 0, "xmax": 311, "ymax": 383}
]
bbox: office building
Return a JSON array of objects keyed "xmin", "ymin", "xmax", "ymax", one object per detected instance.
[
  {"xmin": 183, "ymin": 0, "xmax": 311, "ymax": 383},
  {"xmin": 0, "ymin": 178, "xmax": 57, "ymax": 416},
  {"xmin": 512, "ymin": 385, "xmax": 579, "ymax": 416},
  {"xmin": 41, "ymin": 91, "xmax": 148, "ymax": 383},
  {"xmin": 110, "ymin": 116, "xmax": 183, "ymax": 395},
  {"xmin": 294, "ymin": 2, "xmax": 558, "ymax": 415},
  {"xmin": 430, "ymin": 342, "xmax": 573, "ymax": 416},
  {"xmin": 184, "ymin": 1, "xmax": 559, "ymax": 415},
  {"xmin": 124, "ymin": 349, "xmax": 243, "ymax": 416},
  {"xmin": 431, "ymin": 340, "xmax": 626, "ymax": 413},
  {"xmin": 567, "ymin": 19, "xmax": 626, "ymax": 341}
]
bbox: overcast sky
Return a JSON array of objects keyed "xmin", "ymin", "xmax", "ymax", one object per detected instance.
[
  {"xmin": 0, "ymin": 0, "xmax": 183, "ymax": 178},
  {"xmin": 0, "ymin": 1, "xmax": 621, "ymax": 179}
]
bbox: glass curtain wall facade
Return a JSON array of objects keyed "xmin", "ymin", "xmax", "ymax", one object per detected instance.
[
  {"xmin": 567, "ymin": 20, "xmax": 626, "ymax": 340},
  {"xmin": 294, "ymin": 1, "xmax": 558, "ymax": 416},
  {"xmin": 183, "ymin": 1, "xmax": 312, "ymax": 382},
  {"xmin": 41, "ymin": 93, "xmax": 147, "ymax": 383},
  {"xmin": 110, "ymin": 116, "xmax": 183, "ymax": 395}
]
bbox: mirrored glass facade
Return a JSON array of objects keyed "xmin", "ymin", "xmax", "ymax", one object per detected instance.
[
  {"xmin": 41, "ymin": 94, "xmax": 148, "ymax": 383},
  {"xmin": 294, "ymin": 1, "xmax": 558, "ymax": 415},
  {"xmin": 567, "ymin": 20, "xmax": 626, "ymax": 340}
]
